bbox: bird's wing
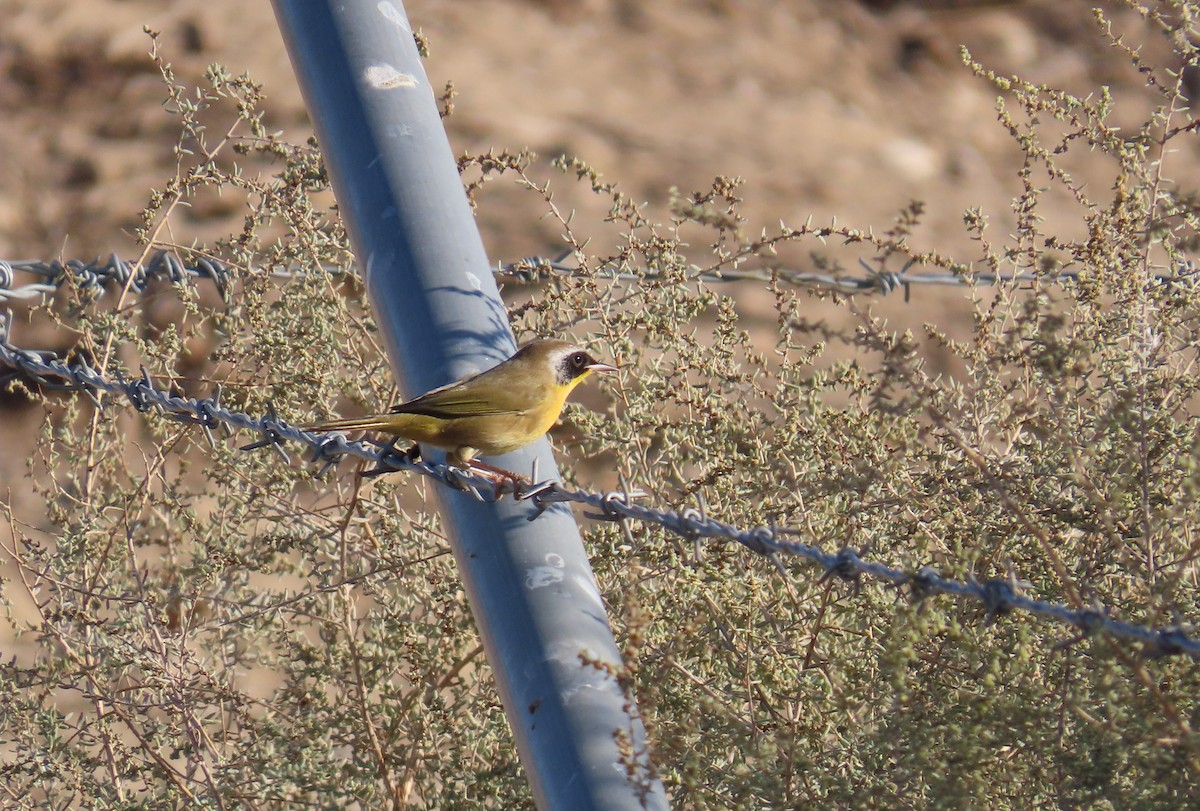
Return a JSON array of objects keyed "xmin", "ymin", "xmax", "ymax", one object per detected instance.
[{"xmin": 388, "ymin": 376, "xmax": 533, "ymax": 419}]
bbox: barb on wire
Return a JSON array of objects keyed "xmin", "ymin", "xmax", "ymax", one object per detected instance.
[
  {"xmin": 8, "ymin": 251, "xmax": 1198, "ymax": 306},
  {"xmin": 1, "ymin": 325, "xmax": 1197, "ymax": 660}
]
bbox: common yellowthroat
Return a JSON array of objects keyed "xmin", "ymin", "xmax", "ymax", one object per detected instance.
[{"xmin": 307, "ymin": 338, "xmax": 616, "ymax": 477}]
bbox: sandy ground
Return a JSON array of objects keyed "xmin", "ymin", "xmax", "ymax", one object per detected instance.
[{"xmin": 1, "ymin": 1, "xmax": 1184, "ymax": 254}]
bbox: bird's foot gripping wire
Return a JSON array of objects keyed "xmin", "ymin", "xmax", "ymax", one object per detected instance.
[
  {"xmin": 358, "ymin": 443, "xmax": 528, "ymax": 500},
  {"xmin": 462, "ymin": 459, "xmax": 531, "ymax": 499}
]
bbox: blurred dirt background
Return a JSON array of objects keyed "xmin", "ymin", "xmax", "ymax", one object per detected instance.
[
  {"xmin": 1, "ymin": 0, "xmax": 1190, "ymax": 258},
  {"xmin": 1, "ymin": 0, "xmax": 1196, "ymax": 631}
]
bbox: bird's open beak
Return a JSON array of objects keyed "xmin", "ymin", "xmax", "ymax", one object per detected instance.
[{"xmin": 587, "ymin": 362, "xmax": 618, "ymax": 374}]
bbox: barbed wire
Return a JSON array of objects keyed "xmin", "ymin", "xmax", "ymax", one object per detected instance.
[
  {"xmin": 0, "ymin": 252, "xmax": 236, "ymax": 302},
  {"xmin": 1, "ymin": 317, "xmax": 1196, "ymax": 660},
  {"xmin": 6, "ymin": 251, "xmax": 1197, "ymax": 305},
  {"xmin": 496, "ymin": 251, "xmax": 1200, "ymax": 299}
]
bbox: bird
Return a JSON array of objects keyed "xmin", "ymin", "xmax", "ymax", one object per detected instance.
[{"xmin": 305, "ymin": 338, "xmax": 617, "ymax": 480}]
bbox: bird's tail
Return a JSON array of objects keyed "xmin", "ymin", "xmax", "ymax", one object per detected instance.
[{"xmin": 303, "ymin": 414, "xmax": 396, "ymax": 434}]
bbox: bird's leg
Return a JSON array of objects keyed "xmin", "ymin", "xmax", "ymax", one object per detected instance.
[
  {"xmin": 445, "ymin": 448, "xmax": 527, "ymax": 498},
  {"xmin": 466, "ymin": 458, "xmax": 530, "ymax": 488},
  {"xmin": 456, "ymin": 455, "xmax": 526, "ymax": 498}
]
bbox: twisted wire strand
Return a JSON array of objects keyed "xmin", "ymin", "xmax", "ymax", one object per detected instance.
[
  {"xmin": 1, "ymin": 322, "xmax": 1195, "ymax": 659},
  {"xmin": 5, "ymin": 252, "xmax": 1196, "ymax": 304},
  {"xmin": 0, "ymin": 252, "xmax": 237, "ymax": 301},
  {"xmin": 493, "ymin": 252, "xmax": 1198, "ymax": 298}
]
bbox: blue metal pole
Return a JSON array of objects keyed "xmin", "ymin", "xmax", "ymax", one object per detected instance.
[{"xmin": 269, "ymin": 2, "xmax": 667, "ymax": 808}]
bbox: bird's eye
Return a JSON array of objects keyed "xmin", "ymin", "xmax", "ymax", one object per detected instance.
[{"xmin": 570, "ymin": 351, "xmax": 588, "ymax": 370}]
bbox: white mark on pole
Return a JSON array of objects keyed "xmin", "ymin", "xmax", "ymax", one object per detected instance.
[
  {"xmin": 364, "ymin": 64, "xmax": 418, "ymax": 90},
  {"xmin": 526, "ymin": 566, "xmax": 564, "ymax": 589},
  {"xmin": 525, "ymin": 553, "xmax": 565, "ymax": 589},
  {"xmin": 572, "ymin": 573, "xmax": 605, "ymax": 609},
  {"xmin": 544, "ymin": 641, "xmax": 615, "ymax": 703},
  {"xmin": 465, "ymin": 271, "xmax": 483, "ymax": 291},
  {"xmin": 377, "ymin": 1, "xmax": 411, "ymax": 31}
]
